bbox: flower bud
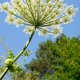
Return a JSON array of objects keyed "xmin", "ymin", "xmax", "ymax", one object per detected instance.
[{"xmin": 5, "ymin": 59, "xmax": 13, "ymax": 67}]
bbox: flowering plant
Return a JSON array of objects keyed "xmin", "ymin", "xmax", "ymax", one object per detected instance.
[
  {"xmin": 0, "ymin": 0, "xmax": 77, "ymax": 79},
  {"xmin": 1, "ymin": 0, "xmax": 77, "ymax": 37}
]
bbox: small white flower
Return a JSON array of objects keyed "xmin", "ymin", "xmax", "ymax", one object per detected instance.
[
  {"xmin": 61, "ymin": 16, "xmax": 73, "ymax": 24},
  {"xmin": 52, "ymin": 25, "xmax": 63, "ymax": 37},
  {"xmin": 38, "ymin": 27, "xmax": 49, "ymax": 36},
  {"xmin": 56, "ymin": 1, "xmax": 64, "ymax": 9},
  {"xmin": 65, "ymin": 5, "xmax": 77, "ymax": 16},
  {"xmin": 23, "ymin": 26, "xmax": 35, "ymax": 35},
  {"xmin": 48, "ymin": 2, "xmax": 54, "ymax": 8},
  {"xmin": 54, "ymin": 9, "xmax": 62, "ymax": 16},
  {"xmin": 14, "ymin": 18, "xmax": 24, "ymax": 27},
  {"xmin": 1, "ymin": 2, "xmax": 10, "ymax": 11},
  {"xmin": 5, "ymin": 15, "xmax": 15, "ymax": 24},
  {"xmin": 51, "ymin": 13, "xmax": 57, "ymax": 19},
  {"xmin": 40, "ymin": 2, "xmax": 46, "ymax": 11},
  {"xmin": 53, "ymin": 19, "xmax": 61, "ymax": 25}
]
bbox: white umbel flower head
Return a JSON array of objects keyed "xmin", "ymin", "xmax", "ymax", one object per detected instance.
[
  {"xmin": 5, "ymin": 15, "xmax": 15, "ymax": 24},
  {"xmin": 61, "ymin": 16, "xmax": 73, "ymax": 24},
  {"xmin": 1, "ymin": 2, "xmax": 10, "ymax": 11},
  {"xmin": 65, "ymin": 5, "xmax": 77, "ymax": 17},
  {"xmin": 0, "ymin": 0, "xmax": 77, "ymax": 37},
  {"xmin": 52, "ymin": 25, "xmax": 63, "ymax": 37}
]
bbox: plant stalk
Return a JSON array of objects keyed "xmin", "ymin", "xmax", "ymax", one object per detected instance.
[{"xmin": 0, "ymin": 28, "xmax": 36, "ymax": 80}]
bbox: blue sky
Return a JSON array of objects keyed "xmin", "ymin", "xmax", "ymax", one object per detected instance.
[{"xmin": 0, "ymin": 0, "xmax": 80, "ymax": 65}]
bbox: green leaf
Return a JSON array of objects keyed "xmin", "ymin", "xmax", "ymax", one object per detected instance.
[
  {"xmin": 7, "ymin": 50, "xmax": 15, "ymax": 59},
  {"xmin": 22, "ymin": 50, "xmax": 32, "ymax": 56}
]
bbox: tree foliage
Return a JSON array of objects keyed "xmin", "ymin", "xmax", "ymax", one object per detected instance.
[{"xmin": 26, "ymin": 34, "xmax": 80, "ymax": 80}]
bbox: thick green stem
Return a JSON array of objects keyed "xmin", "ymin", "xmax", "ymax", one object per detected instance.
[
  {"xmin": 0, "ymin": 29, "xmax": 36, "ymax": 80},
  {"xmin": 13, "ymin": 29, "xmax": 35, "ymax": 63},
  {"xmin": 0, "ymin": 68, "xmax": 8, "ymax": 80}
]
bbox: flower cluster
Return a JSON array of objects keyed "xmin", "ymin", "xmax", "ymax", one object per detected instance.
[{"xmin": 0, "ymin": 0, "xmax": 77, "ymax": 37}]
